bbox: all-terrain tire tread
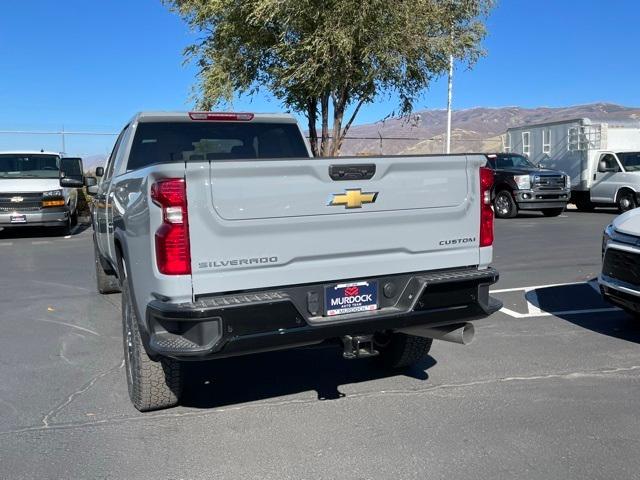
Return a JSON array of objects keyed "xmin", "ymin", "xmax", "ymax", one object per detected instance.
[
  {"xmin": 383, "ymin": 333, "xmax": 433, "ymax": 369},
  {"xmin": 123, "ymin": 282, "xmax": 181, "ymax": 412}
]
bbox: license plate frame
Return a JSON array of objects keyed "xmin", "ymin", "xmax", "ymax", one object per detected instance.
[
  {"xmin": 325, "ymin": 280, "xmax": 378, "ymax": 317},
  {"xmin": 9, "ymin": 214, "xmax": 27, "ymax": 224}
]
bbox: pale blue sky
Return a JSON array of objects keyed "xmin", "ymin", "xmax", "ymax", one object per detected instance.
[{"xmin": 0, "ymin": 0, "xmax": 638, "ymax": 155}]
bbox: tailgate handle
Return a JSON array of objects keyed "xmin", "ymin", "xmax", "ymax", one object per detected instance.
[{"xmin": 329, "ymin": 164, "xmax": 376, "ymax": 181}]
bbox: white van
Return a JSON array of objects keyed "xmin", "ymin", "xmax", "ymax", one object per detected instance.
[
  {"xmin": 0, "ymin": 151, "xmax": 80, "ymax": 233},
  {"xmin": 506, "ymin": 118, "xmax": 640, "ymax": 212}
]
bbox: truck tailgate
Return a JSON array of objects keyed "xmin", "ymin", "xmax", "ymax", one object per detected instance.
[{"xmin": 185, "ymin": 155, "xmax": 485, "ymax": 295}]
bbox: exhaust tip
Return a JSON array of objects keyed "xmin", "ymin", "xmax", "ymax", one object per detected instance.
[{"xmin": 460, "ymin": 322, "xmax": 475, "ymax": 345}]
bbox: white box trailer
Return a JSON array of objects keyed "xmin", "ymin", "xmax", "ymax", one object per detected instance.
[{"xmin": 506, "ymin": 118, "xmax": 640, "ymax": 211}]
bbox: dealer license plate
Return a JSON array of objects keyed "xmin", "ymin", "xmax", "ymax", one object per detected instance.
[
  {"xmin": 10, "ymin": 214, "xmax": 27, "ymax": 224},
  {"xmin": 325, "ymin": 280, "xmax": 378, "ymax": 316}
]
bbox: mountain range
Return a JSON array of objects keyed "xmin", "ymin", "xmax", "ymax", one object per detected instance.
[
  {"xmin": 340, "ymin": 102, "xmax": 640, "ymax": 155},
  {"xmin": 81, "ymin": 103, "xmax": 640, "ymax": 168}
]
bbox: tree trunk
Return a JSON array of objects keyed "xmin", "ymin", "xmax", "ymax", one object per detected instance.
[
  {"xmin": 320, "ymin": 93, "xmax": 330, "ymax": 156},
  {"xmin": 329, "ymin": 90, "xmax": 349, "ymax": 156},
  {"xmin": 306, "ymin": 99, "xmax": 319, "ymax": 157}
]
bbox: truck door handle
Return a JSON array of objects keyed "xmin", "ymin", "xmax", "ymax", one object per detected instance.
[{"xmin": 329, "ymin": 164, "xmax": 376, "ymax": 181}]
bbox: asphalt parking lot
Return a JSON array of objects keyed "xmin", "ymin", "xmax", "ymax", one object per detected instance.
[{"xmin": 1, "ymin": 210, "xmax": 639, "ymax": 480}]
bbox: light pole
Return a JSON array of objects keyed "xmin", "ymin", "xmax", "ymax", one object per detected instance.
[{"xmin": 445, "ymin": 53, "xmax": 453, "ymax": 154}]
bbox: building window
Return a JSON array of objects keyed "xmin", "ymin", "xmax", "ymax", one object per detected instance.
[
  {"xmin": 522, "ymin": 132, "xmax": 530, "ymax": 156},
  {"xmin": 504, "ymin": 133, "xmax": 511, "ymax": 152},
  {"xmin": 542, "ymin": 129, "xmax": 551, "ymax": 154}
]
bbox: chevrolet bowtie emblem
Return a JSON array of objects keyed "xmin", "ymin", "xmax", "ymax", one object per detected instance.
[
  {"xmin": 328, "ymin": 189, "xmax": 378, "ymax": 209},
  {"xmin": 10, "ymin": 196, "xmax": 24, "ymax": 203}
]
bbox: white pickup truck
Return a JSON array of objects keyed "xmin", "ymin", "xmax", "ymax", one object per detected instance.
[
  {"xmin": 0, "ymin": 151, "xmax": 80, "ymax": 233},
  {"xmin": 83, "ymin": 111, "xmax": 502, "ymax": 411}
]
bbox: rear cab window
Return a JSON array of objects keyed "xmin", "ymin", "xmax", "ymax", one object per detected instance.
[{"xmin": 127, "ymin": 121, "xmax": 309, "ymax": 171}]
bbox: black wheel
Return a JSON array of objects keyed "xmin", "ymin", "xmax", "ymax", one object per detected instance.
[
  {"xmin": 541, "ymin": 208, "xmax": 564, "ymax": 217},
  {"xmin": 122, "ymin": 278, "xmax": 182, "ymax": 412},
  {"xmin": 494, "ymin": 190, "xmax": 518, "ymax": 218},
  {"xmin": 70, "ymin": 209, "xmax": 78, "ymax": 227},
  {"xmin": 376, "ymin": 332, "xmax": 433, "ymax": 369},
  {"xmin": 56, "ymin": 217, "xmax": 72, "ymax": 236},
  {"xmin": 617, "ymin": 190, "xmax": 637, "ymax": 213},
  {"xmin": 94, "ymin": 241, "xmax": 120, "ymax": 294},
  {"xmin": 575, "ymin": 196, "xmax": 595, "ymax": 212}
]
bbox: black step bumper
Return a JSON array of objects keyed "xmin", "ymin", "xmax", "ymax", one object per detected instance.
[{"xmin": 145, "ymin": 267, "xmax": 502, "ymax": 360}]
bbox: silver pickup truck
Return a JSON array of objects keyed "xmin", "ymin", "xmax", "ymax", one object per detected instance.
[{"xmin": 83, "ymin": 111, "xmax": 501, "ymax": 411}]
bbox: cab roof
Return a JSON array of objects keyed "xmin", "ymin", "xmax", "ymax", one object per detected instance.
[{"xmin": 0, "ymin": 150, "xmax": 60, "ymax": 156}]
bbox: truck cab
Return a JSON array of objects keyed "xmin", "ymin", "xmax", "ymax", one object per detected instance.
[
  {"xmin": 0, "ymin": 151, "xmax": 80, "ymax": 233},
  {"xmin": 588, "ymin": 150, "xmax": 640, "ymax": 212},
  {"xmin": 486, "ymin": 153, "xmax": 571, "ymax": 218}
]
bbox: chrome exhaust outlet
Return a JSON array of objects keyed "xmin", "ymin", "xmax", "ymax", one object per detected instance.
[{"xmin": 398, "ymin": 322, "xmax": 475, "ymax": 345}]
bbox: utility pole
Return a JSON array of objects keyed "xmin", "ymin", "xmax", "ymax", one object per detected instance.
[
  {"xmin": 61, "ymin": 124, "xmax": 66, "ymax": 155},
  {"xmin": 445, "ymin": 53, "xmax": 453, "ymax": 154}
]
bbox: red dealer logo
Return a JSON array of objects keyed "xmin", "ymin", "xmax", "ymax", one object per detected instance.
[{"xmin": 344, "ymin": 286, "xmax": 359, "ymax": 297}]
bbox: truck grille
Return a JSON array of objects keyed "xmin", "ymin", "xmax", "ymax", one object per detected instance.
[
  {"xmin": 0, "ymin": 192, "xmax": 42, "ymax": 211},
  {"xmin": 533, "ymin": 175, "xmax": 565, "ymax": 191},
  {"xmin": 603, "ymin": 248, "xmax": 640, "ymax": 286}
]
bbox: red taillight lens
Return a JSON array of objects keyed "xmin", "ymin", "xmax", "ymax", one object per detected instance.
[
  {"xmin": 151, "ymin": 179, "xmax": 191, "ymax": 275},
  {"xmin": 479, "ymin": 167, "xmax": 494, "ymax": 247}
]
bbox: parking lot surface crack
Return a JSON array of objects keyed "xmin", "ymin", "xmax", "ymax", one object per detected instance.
[
  {"xmin": 2, "ymin": 363, "xmax": 637, "ymax": 437},
  {"xmin": 41, "ymin": 360, "xmax": 125, "ymax": 428}
]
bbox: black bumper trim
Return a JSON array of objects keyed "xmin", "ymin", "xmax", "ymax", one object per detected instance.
[{"xmin": 146, "ymin": 267, "xmax": 501, "ymax": 360}]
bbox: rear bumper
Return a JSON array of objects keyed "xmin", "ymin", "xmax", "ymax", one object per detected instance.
[
  {"xmin": 145, "ymin": 267, "xmax": 502, "ymax": 360},
  {"xmin": 515, "ymin": 189, "xmax": 570, "ymax": 210},
  {"xmin": 0, "ymin": 208, "xmax": 69, "ymax": 227}
]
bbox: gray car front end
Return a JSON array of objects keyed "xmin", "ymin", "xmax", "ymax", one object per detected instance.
[{"xmin": 599, "ymin": 213, "xmax": 640, "ymax": 315}]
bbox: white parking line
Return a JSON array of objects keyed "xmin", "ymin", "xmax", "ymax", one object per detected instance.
[
  {"xmin": 0, "ymin": 242, "xmax": 13, "ymax": 246},
  {"xmin": 491, "ymin": 280, "xmax": 593, "ymax": 294},
  {"xmin": 491, "ymin": 280, "xmax": 621, "ymax": 318},
  {"xmin": 31, "ymin": 240, "xmax": 52, "ymax": 245}
]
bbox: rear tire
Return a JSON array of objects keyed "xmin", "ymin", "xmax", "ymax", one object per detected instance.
[
  {"xmin": 377, "ymin": 333, "xmax": 433, "ymax": 369},
  {"xmin": 575, "ymin": 195, "xmax": 594, "ymax": 212},
  {"xmin": 541, "ymin": 208, "xmax": 564, "ymax": 217},
  {"xmin": 94, "ymin": 242, "xmax": 120, "ymax": 294},
  {"xmin": 494, "ymin": 190, "xmax": 518, "ymax": 218},
  {"xmin": 617, "ymin": 190, "xmax": 637, "ymax": 213},
  {"xmin": 122, "ymin": 280, "xmax": 182, "ymax": 412}
]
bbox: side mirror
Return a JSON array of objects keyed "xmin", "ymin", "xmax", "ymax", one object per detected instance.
[
  {"xmin": 86, "ymin": 185, "xmax": 99, "ymax": 196},
  {"xmin": 598, "ymin": 160, "xmax": 617, "ymax": 173},
  {"xmin": 95, "ymin": 166, "xmax": 104, "ymax": 177},
  {"xmin": 59, "ymin": 157, "xmax": 85, "ymax": 188},
  {"xmin": 84, "ymin": 176, "xmax": 97, "ymax": 187}
]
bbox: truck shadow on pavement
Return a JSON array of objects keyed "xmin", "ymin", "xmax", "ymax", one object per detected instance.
[
  {"xmin": 0, "ymin": 222, "xmax": 90, "ymax": 239},
  {"xmin": 181, "ymin": 346, "xmax": 436, "ymax": 409},
  {"xmin": 525, "ymin": 282, "xmax": 640, "ymax": 344}
]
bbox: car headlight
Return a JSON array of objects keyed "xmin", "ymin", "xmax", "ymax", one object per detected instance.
[
  {"xmin": 565, "ymin": 175, "xmax": 571, "ymax": 189},
  {"xmin": 514, "ymin": 175, "xmax": 531, "ymax": 190},
  {"xmin": 43, "ymin": 189, "xmax": 64, "ymax": 199}
]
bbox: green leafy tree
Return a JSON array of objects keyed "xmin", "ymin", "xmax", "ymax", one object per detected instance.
[{"xmin": 166, "ymin": 0, "xmax": 493, "ymax": 156}]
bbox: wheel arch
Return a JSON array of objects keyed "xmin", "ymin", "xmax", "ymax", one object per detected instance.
[{"xmin": 615, "ymin": 185, "xmax": 638, "ymax": 203}]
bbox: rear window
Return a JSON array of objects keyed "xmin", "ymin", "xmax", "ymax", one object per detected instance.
[{"xmin": 127, "ymin": 121, "xmax": 309, "ymax": 171}]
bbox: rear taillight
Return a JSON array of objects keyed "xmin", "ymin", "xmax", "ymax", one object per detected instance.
[
  {"xmin": 150, "ymin": 178, "xmax": 191, "ymax": 275},
  {"xmin": 479, "ymin": 167, "xmax": 494, "ymax": 247}
]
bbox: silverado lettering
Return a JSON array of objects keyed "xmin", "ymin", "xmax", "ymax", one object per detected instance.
[{"xmin": 198, "ymin": 257, "xmax": 279, "ymax": 269}]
